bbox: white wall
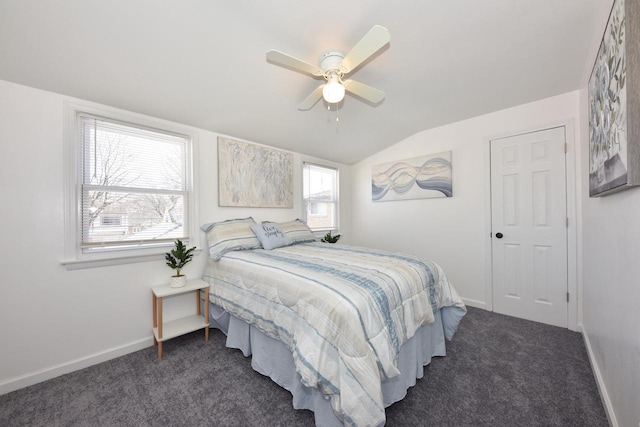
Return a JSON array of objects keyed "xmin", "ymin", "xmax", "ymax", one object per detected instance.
[
  {"xmin": 0, "ymin": 79, "xmax": 351, "ymax": 394},
  {"xmin": 578, "ymin": 87, "xmax": 640, "ymax": 427},
  {"xmin": 575, "ymin": 1, "xmax": 640, "ymax": 425},
  {"xmin": 350, "ymin": 92, "xmax": 580, "ymax": 312}
]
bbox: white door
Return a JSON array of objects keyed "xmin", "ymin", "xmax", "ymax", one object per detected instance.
[{"xmin": 491, "ymin": 127, "xmax": 568, "ymax": 327}]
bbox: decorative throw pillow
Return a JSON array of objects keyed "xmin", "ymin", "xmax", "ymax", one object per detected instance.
[
  {"xmin": 278, "ymin": 219, "xmax": 317, "ymax": 244},
  {"xmin": 250, "ymin": 222, "xmax": 291, "ymax": 250},
  {"xmin": 201, "ymin": 217, "xmax": 262, "ymax": 260}
]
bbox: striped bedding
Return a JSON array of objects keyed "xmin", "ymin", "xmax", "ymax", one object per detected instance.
[{"xmin": 204, "ymin": 242, "xmax": 466, "ymax": 427}]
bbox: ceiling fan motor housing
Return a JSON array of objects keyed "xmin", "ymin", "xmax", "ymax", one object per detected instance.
[{"xmin": 320, "ymin": 51, "xmax": 345, "ymax": 73}]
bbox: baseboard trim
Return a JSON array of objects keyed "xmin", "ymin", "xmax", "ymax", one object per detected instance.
[
  {"xmin": 582, "ymin": 329, "xmax": 618, "ymax": 427},
  {"xmin": 461, "ymin": 297, "xmax": 487, "ymax": 310},
  {"xmin": 0, "ymin": 337, "xmax": 153, "ymax": 396}
]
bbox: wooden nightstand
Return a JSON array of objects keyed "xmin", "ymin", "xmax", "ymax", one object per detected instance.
[{"xmin": 152, "ymin": 278, "xmax": 210, "ymax": 359}]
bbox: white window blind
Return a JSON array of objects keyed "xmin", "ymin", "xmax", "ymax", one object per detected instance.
[
  {"xmin": 78, "ymin": 114, "xmax": 190, "ymax": 250},
  {"xmin": 303, "ymin": 163, "xmax": 338, "ymax": 231}
]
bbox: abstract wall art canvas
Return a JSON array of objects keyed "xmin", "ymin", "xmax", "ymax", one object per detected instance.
[
  {"xmin": 371, "ymin": 151, "xmax": 452, "ymax": 202},
  {"xmin": 588, "ymin": 0, "xmax": 640, "ymax": 196},
  {"xmin": 218, "ymin": 137, "xmax": 293, "ymax": 208}
]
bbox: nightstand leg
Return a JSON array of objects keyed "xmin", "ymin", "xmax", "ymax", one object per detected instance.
[
  {"xmin": 158, "ymin": 297, "xmax": 163, "ymax": 340},
  {"xmin": 204, "ymin": 286, "xmax": 210, "ymax": 342},
  {"xmin": 196, "ymin": 290, "xmax": 201, "ymax": 316},
  {"xmin": 152, "ymin": 293, "xmax": 158, "ymax": 346},
  {"xmin": 157, "ymin": 297, "xmax": 163, "ymax": 359}
]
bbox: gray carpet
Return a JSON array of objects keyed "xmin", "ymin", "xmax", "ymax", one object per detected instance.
[{"xmin": 0, "ymin": 307, "xmax": 609, "ymax": 426}]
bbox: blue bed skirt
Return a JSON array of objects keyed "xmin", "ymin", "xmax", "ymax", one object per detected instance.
[{"xmin": 209, "ymin": 303, "xmax": 447, "ymax": 427}]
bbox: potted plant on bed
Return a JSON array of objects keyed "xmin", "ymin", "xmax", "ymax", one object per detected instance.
[{"xmin": 165, "ymin": 239, "xmax": 196, "ymax": 288}]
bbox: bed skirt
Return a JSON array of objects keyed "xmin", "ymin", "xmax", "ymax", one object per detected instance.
[{"xmin": 208, "ymin": 303, "xmax": 447, "ymax": 427}]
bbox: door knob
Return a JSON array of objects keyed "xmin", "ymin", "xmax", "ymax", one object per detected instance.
[{"xmin": 495, "ymin": 232, "xmax": 503, "ymax": 239}]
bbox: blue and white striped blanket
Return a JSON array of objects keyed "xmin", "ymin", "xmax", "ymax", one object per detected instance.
[{"xmin": 204, "ymin": 243, "xmax": 466, "ymax": 427}]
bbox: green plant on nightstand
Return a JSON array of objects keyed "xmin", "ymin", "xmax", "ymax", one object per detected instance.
[
  {"xmin": 321, "ymin": 231, "xmax": 341, "ymax": 244},
  {"xmin": 165, "ymin": 239, "xmax": 196, "ymax": 288}
]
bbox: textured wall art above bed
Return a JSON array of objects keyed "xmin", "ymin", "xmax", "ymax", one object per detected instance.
[
  {"xmin": 218, "ymin": 137, "xmax": 293, "ymax": 207},
  {"xmin": 371, "ymin": 150, "xmax": 453, "ymax": 201}
]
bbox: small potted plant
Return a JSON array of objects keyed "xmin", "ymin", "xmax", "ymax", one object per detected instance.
[
  {"xmin": 321, "ymin": 231, "xmax": 341, "ymax": 244},
  {"xmin": 165, "ymin": 239, "xmax": 196, "ymax": 288}
]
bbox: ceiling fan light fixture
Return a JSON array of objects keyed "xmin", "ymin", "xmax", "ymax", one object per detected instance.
[{"xmin": 323, "ymin": 74, "xmax": 345, "ymax": 104}]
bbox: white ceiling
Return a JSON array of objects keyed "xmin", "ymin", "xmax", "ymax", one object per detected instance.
[{"xmin": 0, "ymin": 1, "xmax": 606, "ymax": 164}]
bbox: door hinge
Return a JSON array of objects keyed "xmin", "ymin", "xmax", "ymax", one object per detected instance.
[
  {"xmin": 566, "ymin": 217, "xmax": 569, "ymax": 227},
  {"xmin": 564, "ymin": 143, "xmax": 568, "ymax": 153},
  {"xmin": 567, "ymin": 292, "xmax": 569, "ymax": 302}
]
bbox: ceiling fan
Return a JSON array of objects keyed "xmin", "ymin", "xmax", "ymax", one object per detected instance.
[{"xmin": 266, "ymin": 25, "xmax": 391, "ymax": 110}]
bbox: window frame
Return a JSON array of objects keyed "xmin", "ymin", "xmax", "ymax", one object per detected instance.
[
  {"xmin": 62, "ymin": 101, "xmax": 199, "ymax": 270},
  {"xmin": 302, "ymin": 162, "xmax": 339, "ymax": 232}
]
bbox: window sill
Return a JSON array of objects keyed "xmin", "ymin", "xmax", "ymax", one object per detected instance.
[
  {"xmin": 61, "ymin": 248, "xmax": 202, "ymax": 271},
  {"xmin": 311, "ymin": 228, "xmax": 338, "ymax": 234}
]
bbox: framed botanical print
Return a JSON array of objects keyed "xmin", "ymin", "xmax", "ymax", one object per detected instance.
[{"xmin": 588, "ymin": 0, "xmax": 640, "ymax": 196}]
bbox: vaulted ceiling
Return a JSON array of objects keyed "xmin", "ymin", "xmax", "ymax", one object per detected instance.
[{"xmin": 0, "ymin": 1, "xmax": 607, "ymax": 164}]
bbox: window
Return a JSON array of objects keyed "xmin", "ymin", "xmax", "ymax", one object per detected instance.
[
  {"xmin": 303, "ymin": 163, "xmax": 338, "ymax": 231},
  {"xmin": 64, "ymin": 104, "xmax": 195, "ymax": 268}
]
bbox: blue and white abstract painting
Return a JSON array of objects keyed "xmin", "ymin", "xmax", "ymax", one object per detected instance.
[{"xmin": 371, "ymin": 151, "xmax": 452, "ymax": 202}]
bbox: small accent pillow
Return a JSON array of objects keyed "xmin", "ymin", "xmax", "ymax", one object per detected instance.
[
  {"xmin": 201, "ymin": 217, "xmax": 262, "ymax": 260},
  {"xmin": 278, "ymin": 219, "xmax": 317, "ymax": 244},
  {"xmin": 250, "ymin": 222, "xmax": 292, "ymax": 250}
]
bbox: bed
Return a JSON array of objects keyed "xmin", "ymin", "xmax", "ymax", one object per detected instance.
[{"xmin": 201, "ymin": 218, "xmax": 466, "ymax": 427}]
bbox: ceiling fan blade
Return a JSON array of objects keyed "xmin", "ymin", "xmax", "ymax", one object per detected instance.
[
  {"xmin": 340, "ymin": 25, "xmax": 391, "ymax": 74},
  {"xmin": 298, "ymin": 85, "xmax": 325, "ymax": 110},
  {"xmin": 266, "ymin": 50, "xmax": 324, "ymax": 76},
  {"xmin": 343, "ymin": 80, "xmax": 385, "ymax": 104}
]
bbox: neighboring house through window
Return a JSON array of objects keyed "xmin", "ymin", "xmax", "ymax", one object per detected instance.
[{"xmin": 303, "ymin": 162, "xmax": 338, "ymax": 231}]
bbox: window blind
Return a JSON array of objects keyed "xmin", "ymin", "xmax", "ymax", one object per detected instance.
[{"xmin": 78, "ymin": 114, "xmax": 190, "ymax": 249}]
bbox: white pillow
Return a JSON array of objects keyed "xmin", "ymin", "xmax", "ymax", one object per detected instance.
[
  {"xmin": 202, "ymin": 217, "xmax": 262, "ymax": 260},
  {"xmin": 250, "ymin": 222, "xmax": 292, "ymax": 250},
  {"xmin": 278, "ymin": 219, "xmax": 317, "ymax": 244}
]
